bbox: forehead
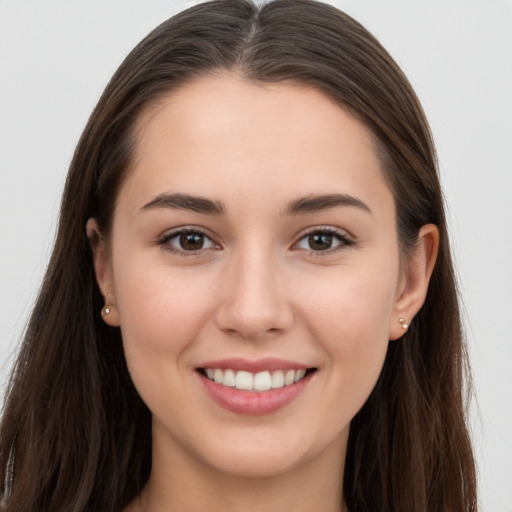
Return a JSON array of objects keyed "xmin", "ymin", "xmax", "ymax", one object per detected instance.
[
  {"xmin": 134, "ymin": 73, "xmax": 376, "ymax": 159},
  {"xmin": 120, "ymin": 73, "xmax": 393, "ymax": 217}
]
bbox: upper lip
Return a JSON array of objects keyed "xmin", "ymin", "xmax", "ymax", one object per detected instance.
[{"xmin": 198, "ymin": 357, "xmax": 312, "ymax": 373}]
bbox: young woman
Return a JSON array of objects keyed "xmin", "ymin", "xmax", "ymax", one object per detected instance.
[{"xmin": 0, "ymin": 0, "xmax": 477, "ymax": 510}]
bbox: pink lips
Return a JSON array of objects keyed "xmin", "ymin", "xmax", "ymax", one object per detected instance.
[
  {"xmin": 197, "ymin": 357, "xmax": 314, "ymax": 415},
  {"xmin": 199, "ymin": 357, "xmax": 310, "ymax": 373}
]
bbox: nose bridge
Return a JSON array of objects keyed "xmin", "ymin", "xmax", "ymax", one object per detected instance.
[{"xmin": 215, "ymin": 239, "xmax": 292, "ymax": 338}]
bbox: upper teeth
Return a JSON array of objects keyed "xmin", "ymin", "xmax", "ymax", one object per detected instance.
[{"xmin": 204, "ymin": 369, "xmax": 307, "ymax": 392}]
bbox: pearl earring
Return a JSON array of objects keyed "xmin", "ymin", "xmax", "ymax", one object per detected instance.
[{"xmin": 399, "ymin": 318, "xmax": 409, "ymax": 330}]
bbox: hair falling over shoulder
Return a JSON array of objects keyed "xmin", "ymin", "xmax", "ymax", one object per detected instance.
[{"xmin": 0, "ymin": 1, "xmax": 477, "ymax": 510}]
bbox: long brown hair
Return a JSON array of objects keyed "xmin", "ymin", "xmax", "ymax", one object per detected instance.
[{"xmin": 0, "ymin": 1, "xmax": 477, "ymax": 510}]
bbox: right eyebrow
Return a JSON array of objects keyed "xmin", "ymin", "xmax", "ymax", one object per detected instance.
[{"xmin": 140, "ymin": 193, "xmax": 225, "ymax": 215}]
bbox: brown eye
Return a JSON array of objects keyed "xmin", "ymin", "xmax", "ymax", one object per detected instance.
[
  {"xmin": 295, "ymin": 229, "xmax": 352, "ymax": 253},
  {"xmin": 308, "ymin": 233, "xmax": 334, "ymax": 251},
  {"xmin": 161, "ymin": 230, "xmax": 217, "ymax": 253},
  {"xmin": 179, "ymin": 232, "xmax": 206, "ymax": 251}
]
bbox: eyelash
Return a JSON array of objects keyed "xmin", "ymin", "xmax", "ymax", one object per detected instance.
[
  {"xmin": 156, "ymin": 226, "xmax": 354, "ymax": 256},
  {"xmin": 156, "ymin": 228, "xmax": 219, "ymax": 256},
  {"xmin": 295, "ymin": 227, "xmax": 355, "ymax": 255}
]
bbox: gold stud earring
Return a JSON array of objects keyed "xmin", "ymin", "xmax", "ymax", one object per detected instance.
[{"xmin": 399, "ymin": 318, "xmax": 409, "ymax": 330}]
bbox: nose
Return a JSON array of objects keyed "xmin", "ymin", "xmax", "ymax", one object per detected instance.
[{"xmin": 214, "ymin": 246, "xmax": 294, "ymax": 340}]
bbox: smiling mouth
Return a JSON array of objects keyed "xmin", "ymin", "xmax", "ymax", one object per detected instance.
[{"xmin": 199, "ymin": 368, "xmax": 316, "ymax": 392}]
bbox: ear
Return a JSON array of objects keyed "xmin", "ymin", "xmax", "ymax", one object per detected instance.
[
  {"xmin": 389, "ymin": 224, "xmax": 439, "ymax": 340},
  {"xmin": 86, "ymin": 218, "xmax": 120, "ymax": 327}
]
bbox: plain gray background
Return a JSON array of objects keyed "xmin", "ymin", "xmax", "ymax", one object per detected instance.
[{"xmin": 1, "ymin": 1, "xmax": 511, "ymax": 510}]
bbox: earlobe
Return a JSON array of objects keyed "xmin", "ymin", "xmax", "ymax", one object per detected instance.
[
  {"xmin": 389, "ymin": 224, "xmax": 439, "ymax": 340},
  {"xmin": 100, "ymin": 302, "xmax": 120, "ymax": 327},
  {"xmin": 86, "ymin": 218, "xmax": 120, "ymax": 327}
]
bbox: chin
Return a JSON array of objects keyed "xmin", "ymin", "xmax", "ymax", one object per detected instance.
[
  {"xmin": 196, "ymin": 428, "xmax": 338, "ymax": 480},
  {"xmin": 205, "ymin": 449, "xmax": 307, "ymax": 479}
]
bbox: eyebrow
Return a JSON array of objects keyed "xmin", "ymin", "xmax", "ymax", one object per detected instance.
[
  {"xmin": 141, "ymin": 193, "xmax": 225, "ymax": 215},
  {"xmin": 140, "ymin": 192, "xmax": 371, "ymax": 217},
  {"xmin": 283, "ymin": 194, "xmax": 372, "ymax": 216}
]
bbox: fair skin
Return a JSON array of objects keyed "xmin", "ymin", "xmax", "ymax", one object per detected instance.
[{"xmin": 88, "ymin": 74, "xmax": 438, "ymax": 512}]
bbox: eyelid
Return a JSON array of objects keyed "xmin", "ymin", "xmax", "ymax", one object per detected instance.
[
  {"xmin": 156, "ymin": 226, "xmax": 221, "ymax": 255},
  {"xmin": 292, "ymin": 225, "xmax": 355, "ymax": 254}
]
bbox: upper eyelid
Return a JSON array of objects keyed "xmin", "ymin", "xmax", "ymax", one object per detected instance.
[
  {"xmin": 294, "ymin": 225, "xmax": 353, "ymax": 241},
  {"xmin": 158, "ymin": 226, "xmax": 217, "ymax": 242}
]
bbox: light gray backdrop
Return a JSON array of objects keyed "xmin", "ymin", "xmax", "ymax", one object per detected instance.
[{"xmin": 1, "ymin": 1, "xmax": 511, "ymax": 510}]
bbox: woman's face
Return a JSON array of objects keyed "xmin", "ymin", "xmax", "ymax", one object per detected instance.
[{"xmin": 92, "ymin": 74, "xmax": 431, "ymax": 479}]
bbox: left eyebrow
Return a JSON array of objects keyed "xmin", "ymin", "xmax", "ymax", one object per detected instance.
[{"xmin": 282, "ymin": 194, "xmax": 372, "ymax": 216}]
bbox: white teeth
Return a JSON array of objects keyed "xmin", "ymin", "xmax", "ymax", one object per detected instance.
[
  {"xmin": 295, "ymin": 369, "xmax": 306, "ymax": 382},
  {"xmin": 204, "ymin": 368, "xmax": 309, "ymax": 391},
  {"xmin": 235, "ymin": 371, "xmax": 253, "ymax": 390},
  {"xmin": 214, "ymin": 368, "xmax": 223, "ymax": 384},
  {"xmin": 253, "ymin": 371, "xmax": 272, "ymax": 391},
  {"xmin": 284, "ymin": 370, "xmax": 295, "ymax": 386},
  {"xmin": 222, "ymin": 369, "xmax": 236, "ymax": 387},
  {"xmin": 271, "ymin": 370, "xmax": 285, "ymax": 389}
]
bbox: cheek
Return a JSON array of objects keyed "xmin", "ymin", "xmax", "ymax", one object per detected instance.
[
  {"xmin": 112, "ymin": 254, "xmax": 215, "ymax": 365},
  {"xmin": 302, "ymin": 263, "xmax": 398, "ymax": 342},
  {"xmin": 111, "ymin": 259, "xmax": 219, "ymax": 420},
  {"xmin": 298, "ymin": 264, "xmax": 397, "ymax": 398}
]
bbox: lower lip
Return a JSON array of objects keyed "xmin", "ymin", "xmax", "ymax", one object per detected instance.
[{"xmin": 198, "ymin": 371, "xmax": 313, "ymax": 415}]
